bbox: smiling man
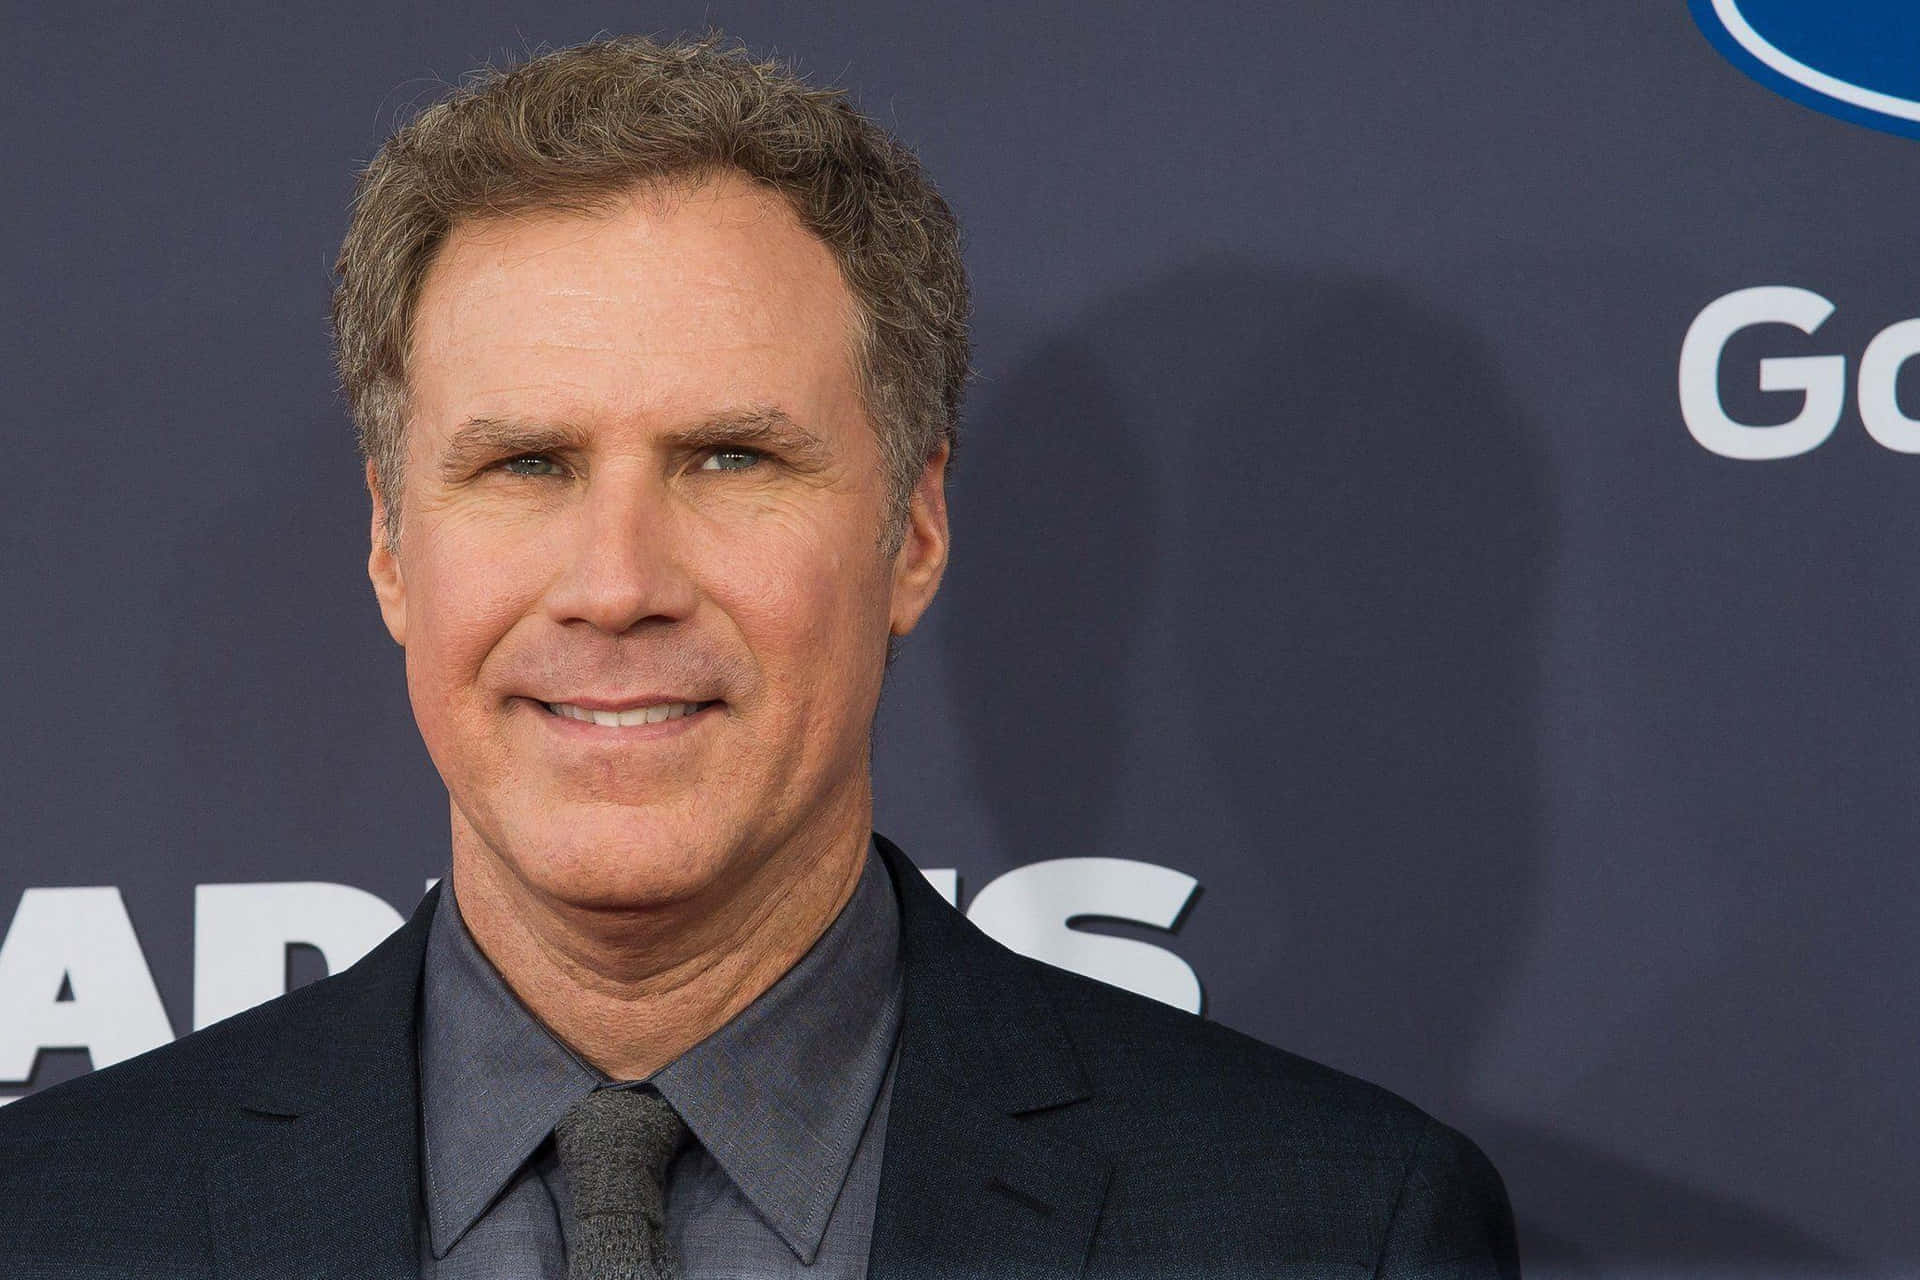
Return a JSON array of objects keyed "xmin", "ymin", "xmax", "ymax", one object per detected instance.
[
  {"xmin": 0, "ymin": 34, "xmax": 1517, "ymax": 1280},
  {"xmin": 376, "ymin": 171, "xmax": 935, "ymax": 1095}
]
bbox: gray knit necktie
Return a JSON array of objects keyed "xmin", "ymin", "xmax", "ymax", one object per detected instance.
[{"xmin": 554, "ymin": 1086, "xmax": 687, "ymax": 1280}]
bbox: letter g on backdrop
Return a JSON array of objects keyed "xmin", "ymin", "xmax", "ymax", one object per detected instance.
[
  {"xmin": 1691, "ymin": 0, "xmax": 1920, "ymax": 139},
  {"xmin": 1682, "ymin": 5, "xmax": 1920, "ymax": 461}
]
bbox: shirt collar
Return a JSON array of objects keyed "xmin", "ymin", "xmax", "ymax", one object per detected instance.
[{"xmin": 419, "ymin": 840, "xmax": 903, "ymax": 1263}]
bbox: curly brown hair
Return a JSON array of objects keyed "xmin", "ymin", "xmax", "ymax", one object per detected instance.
[{"xmin": 331, "ymin": 33, "xmax": 970, "ymax": 551}]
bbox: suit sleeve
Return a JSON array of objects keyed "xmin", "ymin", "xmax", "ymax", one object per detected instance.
[{"xmin": 1373, "ymin": 1116, "xmax": 1521, "ymax": 1279}]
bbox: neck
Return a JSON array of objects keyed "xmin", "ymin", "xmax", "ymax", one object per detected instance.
[{"xmin": 447, "ymin": 803, "xmax": 872, "ymax": 1081}]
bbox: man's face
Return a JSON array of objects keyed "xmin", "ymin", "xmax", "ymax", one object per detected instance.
[{"xmin": 367, "ymin": 173, "xmax": 947, "ymax": 912}]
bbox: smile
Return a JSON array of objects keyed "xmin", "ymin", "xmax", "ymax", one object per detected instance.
[{"xmin": 541, "ymin": 700, "xmax": 716, "ymax": 726}]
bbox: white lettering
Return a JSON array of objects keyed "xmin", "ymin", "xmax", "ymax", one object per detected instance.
[
  {"xmin": 965, "ymin": 858, "xmax": 1202, "ymax": 1012},
  {"xmin": 0, "ymin": 859, "xmax": 1202, "ymax": 1110},
  {"xmin": 1857, "ymin": 317, "xmax": 1920, "ymax": 453},
  {"xmin": 193, "ymin": 883, "xmax": 404, "ymax": 1030},
  {"xmin": 0, "ymin": 888, "xmax": 173, "ymax": 1082},
  {"xmin": 1679, "ymin": 286, "xmax": 1844, "ymax": 459},
  {"xmin": 919, "ymin": 867, "xmax": 959, "ymax": 906}
]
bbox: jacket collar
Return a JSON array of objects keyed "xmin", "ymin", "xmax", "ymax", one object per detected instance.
[
  {"xmin": 869, "ymin": 833, "xmax": 1090, "ymax": 1114},
  {"xmin": 208, "ymin": 834, "xmax": 1113, "ymax": 1280},
  {"xmin": 865, "ymin": 834, "xmax": 1113, "ymax": 1279},
  {"xmin": 208, "ymin": 882, "xmax": 437, "ymax": 1280}
]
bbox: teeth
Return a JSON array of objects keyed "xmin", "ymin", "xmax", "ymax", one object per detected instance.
[{"xmin": 545, "ymin": 701, "xmax": 705, "ymax": 725}]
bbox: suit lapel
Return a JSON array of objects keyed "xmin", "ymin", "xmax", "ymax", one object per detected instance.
[
  {"xmin": 206, "ymin": 886, "xmax": 439, "ymax": 1280},
  {"xmin": 867, "ymin": 836, "xmax": 1114, "ymax": 1280},
  {"xmin": 200, "ymin": 841, "xmax": 1115, "ymax": 1278}
]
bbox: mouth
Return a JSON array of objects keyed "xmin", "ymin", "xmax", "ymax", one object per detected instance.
[{"xmin": 540, "ymin": 699, "xmax": 721, "ymax": 727}]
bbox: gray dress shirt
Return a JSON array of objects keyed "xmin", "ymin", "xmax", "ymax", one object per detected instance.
[{"xmin": 418, "ymin": 842, "xmax": 903, "ymax": 1278}]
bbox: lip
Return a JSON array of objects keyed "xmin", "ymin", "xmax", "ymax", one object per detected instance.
[
  {"xmin": 517, "ymin": 696, "xmax": 723, "ymax": 740},
  {"xmin": 539, "ymin": 694, "xmax": 717, "ymax": 712}
]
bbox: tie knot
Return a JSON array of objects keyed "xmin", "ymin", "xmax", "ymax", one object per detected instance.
[{"xmin": 554, "ymin": 1086, "xmax": 687, "ymax": 1218}]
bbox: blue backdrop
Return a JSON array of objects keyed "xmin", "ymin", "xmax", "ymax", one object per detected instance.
[{"xmin": 4, "ymin": 5, "xmax": 1916, "ymax": 1274}]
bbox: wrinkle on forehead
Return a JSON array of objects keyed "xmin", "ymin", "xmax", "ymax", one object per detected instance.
[
  {"xmin": 401, "ymin": 170, "xmax": 872, "ymax": 473},
  {"xmin": 412, "ymin": 178, "xmax": 854, "ymax": 374}
]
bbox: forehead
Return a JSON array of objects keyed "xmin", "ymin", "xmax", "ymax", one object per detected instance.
[{"xmin": 406, "ymin": 173, "xmax": 863, "ymax": 438}]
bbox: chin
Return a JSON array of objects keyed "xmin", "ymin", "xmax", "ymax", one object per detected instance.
[{"xmin": 491, "ymin": 808, "xmax": 746, "ymax": 911}]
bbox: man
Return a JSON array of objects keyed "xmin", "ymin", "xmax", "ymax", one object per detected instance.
[{"xmin": 0, "ymin": 34, "xmax": 1518, "ymax": 1279}]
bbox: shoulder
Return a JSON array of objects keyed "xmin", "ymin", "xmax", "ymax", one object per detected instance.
[
  {"xmin": 0, "ymin": 960, "xmax": 354, "ymax": 1141},
  {"xmin": 1019, "ymin": 957, "xmax": 1518, "ymax": 1276},
  {"xmin": 0, "ymin": 965, "xmax": 376, "ymax": 1269},
  {"xmin": 0, "ymin": 881, "xmax": 432, "ymax": 1161},
  {"xmin": 1030, "ymin": 954, "xmax": 1428, "ymax": 1145}
]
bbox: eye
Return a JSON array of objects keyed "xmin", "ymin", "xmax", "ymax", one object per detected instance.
[
  {"xmin": 500, "ymin": 454, "xmax": 563, "ymax": 477},
  {"xmin": 698, "ymin": 448, "xmax": 764, "ymax": 473}
]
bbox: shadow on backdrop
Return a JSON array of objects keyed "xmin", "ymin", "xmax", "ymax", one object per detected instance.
[
  {"xmin": 939, "ymin": 336, "xmax": 1152, "ymax": 864},
  {"xmin": 941, "ymin": 262, "xmax": 1849, "ymax": 1272},
  {"xmin": 160, "ymin": 435, "xmax": 445, "ymax": 900}
]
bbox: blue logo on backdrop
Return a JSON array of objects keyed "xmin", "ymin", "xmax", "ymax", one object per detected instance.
[{"xmin": 1691, "ymin": 0, "xmax": 1920, "ymax": 140}]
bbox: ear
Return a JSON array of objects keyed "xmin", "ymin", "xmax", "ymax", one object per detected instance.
[
  {"xmin": 366, "ymin": 461, "xmax": 408, "ymax": 647},
  {"xmin": 888, "ymin": 442, "xmax": 950, "ymax": 637}
]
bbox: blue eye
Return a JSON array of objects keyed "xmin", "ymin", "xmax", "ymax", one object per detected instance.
[
  {"xmin": 699, "ymin": 448, "xmax": 763, "ymax": 472},
  {"xmin": 501, "ymin": 455, "xmax": 561, "ymax": 477}
]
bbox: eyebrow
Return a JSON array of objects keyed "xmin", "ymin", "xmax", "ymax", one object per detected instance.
[
  {"xmin": 669, "ymin": 406, "xmax": 832, "ymax": 464},
  {"xmin": 437, "ymin": 418, "xmax": 586, "ymax": 480},
  {"xmin": 437, "ymin": 406, "xmax": 833, "ymax": 480}
]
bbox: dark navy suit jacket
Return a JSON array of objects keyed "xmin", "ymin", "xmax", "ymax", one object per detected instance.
[{"xmin": 0, "ymin": 834, "xmax": 1520, "ymax": 1278}]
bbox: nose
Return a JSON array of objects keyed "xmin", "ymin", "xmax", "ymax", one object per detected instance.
[{"xmin": 540, "ymin": 463, "xmax": 698, "ymax": 634}]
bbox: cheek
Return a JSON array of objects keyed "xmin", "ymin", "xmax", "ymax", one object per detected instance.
[
  {"xmin": 705, "ymin": 511, "xmax": 889, "ymax": 698},
  {"xmin": 402, "ymin": 521, "xmax": 542, "ymax": 697}
]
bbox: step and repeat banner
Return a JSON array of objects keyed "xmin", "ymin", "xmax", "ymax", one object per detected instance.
[{"xmin": 3, "ymin": 4, "xmax": 1916, "ymax": 1275}]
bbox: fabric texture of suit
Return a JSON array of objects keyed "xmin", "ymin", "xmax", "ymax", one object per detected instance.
[{"xmin": 0, "ymin": 834, "xmax": 1520, "ymax": 1278}]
